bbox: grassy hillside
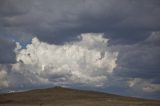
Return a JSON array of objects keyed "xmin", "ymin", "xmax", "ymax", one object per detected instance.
[{"xmin": 0, "ymin": 86, "xmax": 160, "ymax": 106}]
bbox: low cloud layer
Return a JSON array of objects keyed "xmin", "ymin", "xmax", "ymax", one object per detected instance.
[
  {"xmin": 0, "ymin": 33, "xmax": 118, "ymax": 90},
  {"xmin": 128, "ymin": 78, "xmax": 160, "ymax": 93}
]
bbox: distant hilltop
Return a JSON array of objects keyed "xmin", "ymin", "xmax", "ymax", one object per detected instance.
[{"xmin": 0, "ymin": 86, "xmax": 160, "ymax": 106}]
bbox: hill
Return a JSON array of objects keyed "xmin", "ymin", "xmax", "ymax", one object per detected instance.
[{"xmin": 0, "ymin": 86, "xmax": 160, "ymax": 106}]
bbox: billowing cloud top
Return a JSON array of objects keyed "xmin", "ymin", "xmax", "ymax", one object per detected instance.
[{"xmin": 1, "ymin": 33, "xmax": 118, "ymax": 89}]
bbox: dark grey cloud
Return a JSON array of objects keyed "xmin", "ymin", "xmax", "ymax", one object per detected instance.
[
  {"xmin": 0, "ymin": 0, "xmax": 160, "ymax": 42},
  {"xmin": 0, "ymin": 0, "xmax": 30, "ymax": 17},
  {"xmin": 106, "ymin": 31, "xmax": 151, "ymax": 45},
  {"xmin": 0, "ymin": 38, "xmax": 16, "ymax": 63},
  {"xmin": 115, "ymin": 32, "xmax": 160, "ymax": 72},
  {"xmin": 112, "ymin": 32, "xmax": 160, "ymax": 96}
]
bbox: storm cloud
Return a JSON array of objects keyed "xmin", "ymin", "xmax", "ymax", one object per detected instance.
[{"xmin": 1, "ymin": 0, "xmax": 160, "ymax": 43}]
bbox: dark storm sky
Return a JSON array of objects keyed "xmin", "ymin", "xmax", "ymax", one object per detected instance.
[{"xmin": 0, "ymin": 0, "xmax": 160, "ymax": 99}]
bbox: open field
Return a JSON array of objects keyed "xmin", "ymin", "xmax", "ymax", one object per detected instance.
[{"xmin": 0, "ymin": 87, "xmax": 160, "ymax": 106}]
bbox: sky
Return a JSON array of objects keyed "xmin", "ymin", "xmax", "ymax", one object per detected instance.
[{"xmin": 0, "ymin": 0, "xmax": 160, "ymax": 99}]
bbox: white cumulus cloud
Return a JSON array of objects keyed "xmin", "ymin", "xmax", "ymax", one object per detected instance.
[
  {"xmin": 0, "ymin": 66, "xmax": 9, "ymax": 88},
  {"xmin": 128, "ymin": 78, "xmax": 160, "ymax": 93},
  {"xmin": 1, "ymin": 33, "xmax": 118, "ymax": 89}
]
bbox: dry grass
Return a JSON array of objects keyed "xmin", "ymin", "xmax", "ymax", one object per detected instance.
[{"xmin": 0, "ymin": 87, "xmax": 160, "ymax": 106}]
